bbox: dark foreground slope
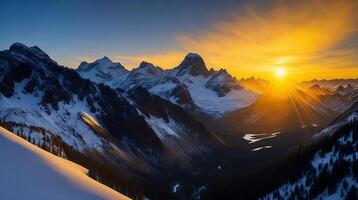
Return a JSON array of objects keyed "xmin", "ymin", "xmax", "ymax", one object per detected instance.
[{"xmin": 203, "ymin": 101, "xmax": 358, "ymax": 200}]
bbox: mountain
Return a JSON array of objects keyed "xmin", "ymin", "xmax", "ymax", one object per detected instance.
[
  {"xmin": 239, "ymin": 76, "xmax": 270, "ymax": 93},
  {"xmin": 3, "ymin": 42, "xmax": 356, "ymax": 199},
  {"xmin": 77, "ymin": 56, "xmax": 128, "ymax": 84},
  {"xmin": 307, "ymin": 84, "xmax": 332, "ymax": 96},
  {"xmin": 260, "ymin": 102, "xmax": 358, "ymax": 200},
  {"xmin": 336, "ymin": 84, "xmax": 355, "ymax": 95},
  {"xmin": 203, "ymin": 100, "xmax": 358, "ymax": 200},
  {"xmin": 0, "ymin": 43, "xmax": 161, "ymax": 153},
  {"xmin": 175, "ymin": 53, "xmax": 209, "ymax": 76},
  {"xmin": 77, "ymin": 53, "xmax": 258, "ymax": 117},
  {"xmin": 127, "ymin": 86, "xmax": 223, "ymax": 156},
  {"xmin": 0, "ymin": 43, "xmax": 222, "ymax": 199},
  {"xmin": 301, "ymin": 79, "xmax": 358, "ymax": 90},
  {"xmin": 0, "ymin": 126, "xmax": 129, "ymax": 200},
  {"xmin": 302, "ymin": 82, "xmax": 358, "ymax": 114},
  {"xmin": 220, "ymin": 86, "xmax": 340, "ymax": 133}
]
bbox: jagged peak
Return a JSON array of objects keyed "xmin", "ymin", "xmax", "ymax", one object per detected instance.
[
  {"xmin": 96, "ymin": 56, "xmax": 113, "ymax": 64},
  {"xmin": 176, "ymin": 52, "xmax": 208, "ymax": 76},
  {"xmin": 217, "ymin": 68, "xmax": 229, "ymax": 74},
  {"xmin": 77, "ymin": 56, "xmax": 126, "ymax": 72},
  {"xmin": 209, "ymin": 68, "xmax": 232, "ymax": 80},
  {"xmin": 138, "ymin": 61, "xmax": 155, "ymax": 69},
  {"xmin": 79, "ymin": 61, "xmax": 88, "ymax": 66},
  {"xmin": 7, "ymin": 42, "xmax": 55, "ymax": 64},
  {"xmin": 185, "ymin": 52, "xmax": 201, "ymax": 59},
  {"xmin": 131, "ymin": 61, "xmax": 163, "ymax": 76},
  {"xmin": 9, "ymin": 42, "xmax": 29, "ymax": 51},
  {"xmin": 9, "ymin": 42, "xmax": 47, "ymax": 56}
]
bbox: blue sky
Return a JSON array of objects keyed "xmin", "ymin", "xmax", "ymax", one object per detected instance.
[
  {"xmin": 0, "ymin": 0, "xmax": 244, "ymax": 67},
  {"xmin": 1, "ymin": 0, "xmax": 357, "ymax": 80}
]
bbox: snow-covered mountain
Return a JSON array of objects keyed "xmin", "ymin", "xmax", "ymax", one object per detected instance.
[
  {"xmin": 77, "ymin": 56, "xmax": 128, "ymax": 84},
  {"xmin": 0, "ymin": 43, "xmax": 222, "ymax": 199},
  {"xmin": 0, "ymin": 126, "xmax": 129, "ymax": 200},
  {"xmin": 260, "ymin": 102, "xmax": 358, "ymax": 200},
  {"xmin": 77, "ymin": 53, "xmax": 258, "ymax": 117}
]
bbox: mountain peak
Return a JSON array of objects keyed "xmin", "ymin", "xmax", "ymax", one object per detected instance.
[
  {"xmin": 186, "ymin": 52, "xmax": 201, "ymax": 58},
  {"xmin": 95, "ymin": 56, "xmax": 114, "ymax": 64},
  {"xmin": 138, "ymin": 61, "xmax": 155, "ymax": 69},
  {"xmin": 218, "ymin": 68, "xmax": 230, "ymax": 75},
  {"xmin": 133, "ymin": 61, "xmax": 163, "ymax": 76},
  {"xmin": 77, "ymin": 56, "xmax": 126, "ymax": 72},
  {"xmin": 9, "ymin": 42, "xmax": 29, "ymax": 51},
  {"xmin": 7, "ymin": 42, "xmax": 55, "ymax": 64},
  {"xmin": 176, "ymin": 52, "xmax": 208, "ymax": 76}
]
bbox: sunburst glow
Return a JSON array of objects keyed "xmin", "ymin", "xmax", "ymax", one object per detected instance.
[{"xmin": 275, "ymin": 68, "xmax": 286, "ymax": 78}]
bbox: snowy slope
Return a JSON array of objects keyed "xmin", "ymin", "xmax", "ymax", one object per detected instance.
[
  {"xmin": 261, "ymin": 132, "xmax": 357, "ymax": 199},
  {"xmin": 77, "ymin": 56, "xmax": 128, "ymax": 85},
  {"xmin": 77, "ymin": 53, "xmax": 258, "ymax": 117},
  {"xmin": 127, "ymin": 86, "xmax": 221, "ymax": 156},
  {"xmin": 260, "ymin": 109, "xmax": 358, "ymax": 200},
  {"xmin": 171, "ymin": 71, "xmax": 257, "ymax": 116},
  {"xmin": 0, "ymin": 126, "xmax": 129, "ymax": 200},
  {"xmin": 315, "ymin": 101, "xmax": 358, "ymax": 138}
]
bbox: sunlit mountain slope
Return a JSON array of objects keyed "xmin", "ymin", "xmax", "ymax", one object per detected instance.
[
  {"xmin": 221, "ymin": 79, "xmax": 340, "ymax": 133},
  {"xmin": 0, "ymin": 126, "xmax": 130, "ymax": 200}
]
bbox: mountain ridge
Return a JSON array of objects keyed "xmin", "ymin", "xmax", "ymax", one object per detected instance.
[
  {"xmin": 0, "ymin": 43, "xmax": 224, "ymax": 199},
  {"xmin": 76, "ymin": 52, "xmax": 258, "ymax": 117}
]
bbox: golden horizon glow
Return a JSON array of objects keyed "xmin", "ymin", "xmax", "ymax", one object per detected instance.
[
  {"xmin": 77, "ymin": 1, "xmax": 358, "ymax": 81},
  {"xmin": 263, "ymin": 76, "xmax": 324, "ymax": 127},
  {"xmin": 176, "ymin": 0, "xmax": 358, "ymax": 81}
]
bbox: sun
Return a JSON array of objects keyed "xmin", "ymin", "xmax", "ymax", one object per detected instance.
[{"xmin": 275, "ymin": 67, "xmax": 286, "ymax": 78}]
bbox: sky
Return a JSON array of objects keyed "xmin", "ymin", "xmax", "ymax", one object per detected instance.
[{"xmin": 0, "ymin": 0, "xmax": 358, "ymax": 81}]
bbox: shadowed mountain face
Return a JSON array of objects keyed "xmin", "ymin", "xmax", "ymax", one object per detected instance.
[
  {"xmin": 175, "ymin": 53, "xmax": 209, "ymax": 76},
  {"xmin": 221, "ymin": 87, "xmax": 340, "ymax": 133},
  {"xmin": 0, "ymin": 43, "xmax": 163, "ymax": 152},
  {"xmin": 0, "ymin": 43, "xmax": 225, "ymax": 199}
]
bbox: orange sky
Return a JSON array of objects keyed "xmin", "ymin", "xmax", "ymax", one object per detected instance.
[{"xmin": 82, "ymin": 1, "xmax": 358, "ymax": 81}]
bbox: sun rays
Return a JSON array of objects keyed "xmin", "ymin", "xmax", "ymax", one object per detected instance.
[{"xmin": 263, "ymin": 67, "xmax": 323, "ymax": 128}]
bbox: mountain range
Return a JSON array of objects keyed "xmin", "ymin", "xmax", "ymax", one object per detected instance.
[
  {"xmin": 0, "ymin": 43, "xmax": 357, "ymax": 199},
  {"xmin": 77, "ymin": 53, "xmax": 258, "ymax": 117}
]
